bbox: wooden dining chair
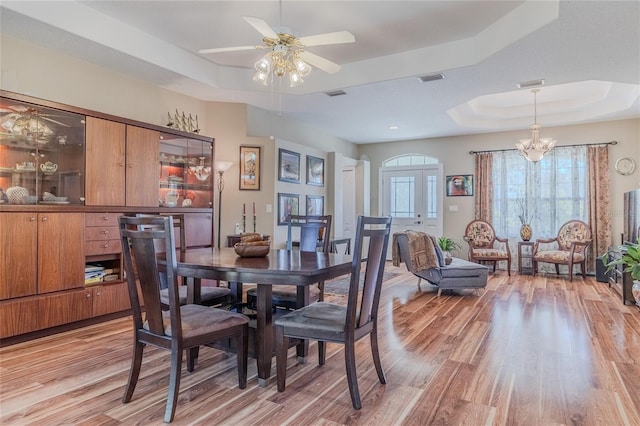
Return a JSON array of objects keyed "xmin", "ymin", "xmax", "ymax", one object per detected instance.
[
  {"xmin": 247, "ymin": 214, "xmax": 332, "ymax": 310},
  {"xmin": 119, "ymin": 215, "xmax": 249, "ymax": 423},
  {"xmin": 274, "ymin": 215, "xmax": 392, "ymax": 410},
  {"xmin": 136, "ymin": 213, "xmax": 231, "ymax": 308}
]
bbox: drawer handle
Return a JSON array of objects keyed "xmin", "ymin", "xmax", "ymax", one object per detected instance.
[
  {"xmin": 102, "ymin": 244, "xmax": 108, "ymax": 248},
  {"xmin": 85, "ymin": 293, "xmax": 91, "ymax": 299},
  {"xmin": 41, "ymin": 217, "xmax": 48, "ymax": 222},
  {"xmin": 102, "ymin": 230, "xmax": 109, "ymax": 235},
  {"xmin": 30, "ymin": 217, "xmax": 36, "ymax": 221},
  {"xmin": 102, "ymin": 216, "xmax": 109, "ymax": 221}
]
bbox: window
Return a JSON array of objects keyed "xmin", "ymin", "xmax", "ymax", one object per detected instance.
[
  {"xmin": 389, "ymin": 176, "xmax": 415, "ymax": 218},
  {"xmin": 492, "ymin": 146, "xmax": 588, "ymax": 240},
  {"xmin": 383, "ymin": 154, "xmax": 438, "ymax": 167}
]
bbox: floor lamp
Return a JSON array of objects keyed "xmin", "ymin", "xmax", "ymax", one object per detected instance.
[{"xmin": 214, "ymin": 160, "xmax": 233, "ymax": 248}]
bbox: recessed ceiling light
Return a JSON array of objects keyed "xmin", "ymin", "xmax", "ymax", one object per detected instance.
[
  {"xmin": 517, "ymin": 79, "xmax": 545, "ymax": 88},
  {"xmin": 388, "ymin": 125, "xmax": 399, "ymax": 130}
]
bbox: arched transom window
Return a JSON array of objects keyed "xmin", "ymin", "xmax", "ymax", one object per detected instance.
[{"xmin": 383, "ymin": 154, "xmax": 438, "ymax": 167}]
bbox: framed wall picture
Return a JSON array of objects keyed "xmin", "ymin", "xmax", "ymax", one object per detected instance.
[
  {"xmin": 278, "ymin": 148, "xmax": 301, "ymax": 183},
  {"xmin": 306, "ymin": 195, "xmax": 324, "ymax": 216},
  {"xmin": 278, "ymin": 192, "xmax": 300, "ymax": 225},
  {"xmin": 239, "ymin": 145, "xmax": 261, "ymax": 190},
  {"xmin": 446, "ymin": 174, "xmax": 474, "ymax": 196},
  {"xmin": 306, "ymin": 155, "xmax": 324, "ymax": 186}
]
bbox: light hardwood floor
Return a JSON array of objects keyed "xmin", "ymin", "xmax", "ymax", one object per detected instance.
[{"xmin": 1, "ymin": 264, "xmax": 639, "ymax": 425}]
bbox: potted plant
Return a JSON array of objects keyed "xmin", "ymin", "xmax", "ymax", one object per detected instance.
[
  {"xmin": 438, "ymin": 236, "xmax": 461, "ymax": 264},
  {"xmin": 603, "ymin": 243, "xmax": 640, "ymax": 306}
]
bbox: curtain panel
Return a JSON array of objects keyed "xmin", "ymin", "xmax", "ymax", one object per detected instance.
[
  {"xmin": 474, "ymin": 153, "xmax": 493, "ymax": 221},
  {"xmin": 587, "ymin": 146, "xmax": 612, "ymax": 270}
]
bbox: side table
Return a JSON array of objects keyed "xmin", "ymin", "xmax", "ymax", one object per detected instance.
[{"xmin": 518, "ymin": 241, "xmax": 535, "ymax": 275}]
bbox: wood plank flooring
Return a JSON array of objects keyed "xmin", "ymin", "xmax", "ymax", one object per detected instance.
[{"xmin": 1, "ymin": 264, "xmax": 639, "ymax": 425}]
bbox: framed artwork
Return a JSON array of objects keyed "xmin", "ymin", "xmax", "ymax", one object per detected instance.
[
  {"xmin": 306, "ymin": 195, "xmax": 324, "ymax": 216},
  {"xmin": 446, "ymin": 174, "xmax": 474, "ymax": 196},
  {"xmin": 278, "ymin": 148, "xmax": 301, "ymax": 183},
  {"xmin": 306, "ymin": 155, "xmax": 324, "ymax": 186},
  {"xmin": 278, "ymin": 192, "xmax": 300, "ymax": 225},
  {"xmin": 239, "ymin": 145, "xmax": 261, "ymax": 190}
]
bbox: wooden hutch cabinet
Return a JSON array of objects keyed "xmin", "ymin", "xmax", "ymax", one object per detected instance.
[{"xmin": 0, "ymin": 90, "xmax": 215, "ymax": 340}]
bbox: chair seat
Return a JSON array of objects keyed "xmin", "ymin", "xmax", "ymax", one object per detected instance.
[
  {"xmin": 534, "ymin": 250, "xmax": 585, "ymax": 263},
  {"xmin": 144, "ymin": 304, "xmax": 248, "ymax": 337},
  {"xmin": 275, "ymin": 301, "xmax": 347, "ymax": 338},
  {"xmin": 160, "ymin": 285, "xmax": 230, "ymax": 306},
  {"xmin": 471, "ymin": 248, "xmax": 509, "ymax": 259}
]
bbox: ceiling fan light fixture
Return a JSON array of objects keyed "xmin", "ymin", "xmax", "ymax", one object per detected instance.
[
  {"xmin": 293, "ymin": 54, "xmax": 312, "ymax": 77},
  {"xmin": 253, "ymin": 71, "xmax": 269, "ymax": 85},
  {"xmin": 515, "ymin": 89, "xmax": 557, "ymax": 163},
  {"xmin": 254, "ymin": 55, "xmax": 271, "ymax": 74}
]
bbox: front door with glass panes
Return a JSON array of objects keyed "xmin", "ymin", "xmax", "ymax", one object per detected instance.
[{"xmin": 380, "ymin": 165, "xmax": 443, "ymax": 259}]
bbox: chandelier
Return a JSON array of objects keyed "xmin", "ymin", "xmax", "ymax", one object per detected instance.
[
  {"xmin": 188, "ymin": 143, "xmax": 212, "ymax": 181},
  {"xmin": 253, "ymin": 40, "xmax": 312, "ymax": 88},
  {"xmin": 515, "ymin": 89, "xmax": 556, "ymax": 163}
]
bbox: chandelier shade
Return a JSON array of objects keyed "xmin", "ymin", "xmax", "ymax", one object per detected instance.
[
  {"xmin": 516, "ymin": 89, "xmax": 556, "ymax": 163},
  {"xmin": 253, "ymin": 49, "xmax": 312, "ymax": 88}
]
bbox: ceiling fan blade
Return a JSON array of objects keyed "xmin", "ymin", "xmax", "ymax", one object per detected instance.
[
  {"xmin": 243, "ymin": 16, "xmax": 278, "ymax": 40},
  {"xmin": 199, "ymin": 45, "xmax": 262, "ymax": 54},
  {"xmin": 298, "ymin": 51, "xmax": 341, "ymax": 74},
  {"xmin": 297, "ymin": 31, "xmax": 355, "ymax": 47}
]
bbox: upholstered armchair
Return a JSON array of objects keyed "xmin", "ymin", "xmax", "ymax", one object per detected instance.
[
  {"xmin": 533, "ymin": 220, "xmax": 591, "ymax": 281},
  {"xmin": 464, "ymin": 220, "xmax": 511, "ymax": 276}
]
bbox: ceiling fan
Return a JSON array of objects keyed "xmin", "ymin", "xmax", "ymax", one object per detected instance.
[{"xmin": 198, "ymin": 6, "xmax": 355, "ymax": 87}]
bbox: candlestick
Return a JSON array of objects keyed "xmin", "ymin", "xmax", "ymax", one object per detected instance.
[
  {"xmin": 253, "ymin": 215, "xmax": 256, "ymax": 233},
  {"xmin": 242, "ymin": 215, "xmax": 246, "ymax": 233},
  {"xmin": 243, "ymin": 203, "xmax": 246, "ymax": 215},
  {"xmin": 253, "ymin": 201, "xmax": 256, "ymax": 215}
]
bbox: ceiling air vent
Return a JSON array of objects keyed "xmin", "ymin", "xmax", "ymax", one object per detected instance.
[
  {"xmin": 325, "ymin": 90, "xmax": 346, "ymax": 97},
  {"xmin": 517, "ymin": 79, "xmax": 545, "ymax": 88},
  {"xmin": 418, "ymin": 73, "xmax": 445, "ymax": 83}
]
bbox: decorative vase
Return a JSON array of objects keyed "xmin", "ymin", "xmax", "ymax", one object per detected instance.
[
  {"xmin": 520, "ymin": 224, "xmax": 532, "ymax": 241},
  {"xmin": 633, "ymin": 280, "xmax": 640, "ymax": 307},
  {"xmin": 165, "ymin": 183, "xmax": 179, "ymax": 208}
]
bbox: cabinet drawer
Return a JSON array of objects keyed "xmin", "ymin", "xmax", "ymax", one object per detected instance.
[
  {"xmin": 85, "ymin": 213, "xmax": 121, "ymax": 227},
  {"xmin": 85, "ymin": 226, "xmax": 119, "ymax": 241},
  {"xmin": 85, "ymin": 239, "xmax": 122, "ymax": 256}
]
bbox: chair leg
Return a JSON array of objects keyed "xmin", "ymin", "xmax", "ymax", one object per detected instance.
[
  {"xmin": 123, "ymin": 341, "xmax": 144, "ymax": 403},
  {"xmin": 416, "ymin": 277, "xmax": 422, "ymax": 290},
  {"xmin": 507, "ymin": 258, "xmax": 511, "ymax": 276},
  {"xmin": 236, "ymin": 326, "xmax": 248, "ymax": 389},
  {"xmin": 318, "ymin": 341, "xmax": 326, "ymax": 365},
  {"xmin": 275, "ymin": 325, "xmax": 288, "ymax": 392},
  {"xmin": 568, "ymin": 262, "xmax": 574, "ymax": 282},
  {"xmin": 437, "ymin": 287, "xmax": 442, "ymax": 297},
  {"xmin": 581, "ymin": 261, "xmax": 587, "ymax": 278},
  {"xmin": 186, "ymin": 347, "xmax": 198, "ymax": 372},
  {"xmin": 164, "ymin": 346, "xmax": 183, "ymax": 423},
  {"xmin": 370, "ymin": 328, "xmax": 386, "ymax": 385},
  {"xmin": 344, "ymin": 341, "xmax": 362, "ymax": 410},
  {"xmin": 318, "ymin": 281, "xmax": 325, "ymax": 302},
  {"xmin": 555, "ymin": 264, "xmax": 560, "ymax": 276}
]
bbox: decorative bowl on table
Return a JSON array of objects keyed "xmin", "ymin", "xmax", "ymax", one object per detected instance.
[{"xmin": 234, "ymin": 241, "xmax": 270, "ymax": 257}]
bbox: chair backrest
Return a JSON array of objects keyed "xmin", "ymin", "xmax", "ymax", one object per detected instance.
[
  {"xmin": 286, "ymin": 215, "xmax": 332, "ymax": 253},
  {"xmin": 464, "ymin": 220, "xmax": 497, "ymax": 248},
  {"xmin": 136, "ymin": 213, "xmax": 186, "ymax": 253},
  {"xmin": 346, "ymin": 216, "xmax": 392, "ymax": 330},
  {"xmin": 119, "ymin": 215, "xmax": 181, "ymax": 339},
  {"xmin": 557, "ymin": 220, "xmax": 591, "ymax": 251}
]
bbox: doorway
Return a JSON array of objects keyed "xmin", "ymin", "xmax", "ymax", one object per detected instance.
[{"xmin": 380, "ymin": 165, "xmax": 444, "ymax": 258}]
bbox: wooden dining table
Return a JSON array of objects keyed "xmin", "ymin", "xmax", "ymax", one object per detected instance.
[{"xmin": 175, "ymin": 247, "xmax": 352, "ymax": 386}]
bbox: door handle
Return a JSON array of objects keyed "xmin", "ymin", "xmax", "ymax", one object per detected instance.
[{"xmin": 414, "ymin": 221, "xmax": 422, "ymax": 224}]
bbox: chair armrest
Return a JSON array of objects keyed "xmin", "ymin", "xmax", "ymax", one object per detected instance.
[
  {"xmin": 534, "ymin": 237, "xmax": 557, "ymax": 254},
  {"xmin": 494, "ymin": 236, "xmax": 511, "ymax": 255},
  {"xmin": 568, "ymin": 239, "xmax": 592, "ymax": 256}
]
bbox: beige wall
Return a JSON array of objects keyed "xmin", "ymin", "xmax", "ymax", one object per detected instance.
[{"xmin": 359, "ymin": 119, "xmax": 640, "ymax": 250}]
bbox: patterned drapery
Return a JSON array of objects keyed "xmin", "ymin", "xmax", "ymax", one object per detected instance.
[
  {"xmin": 474, "ymin": 153, "xmax": 493, "ymax": 221},
  {"xmin": 587, "ymin": 146, "xmax": 612, "ymax": 270}
]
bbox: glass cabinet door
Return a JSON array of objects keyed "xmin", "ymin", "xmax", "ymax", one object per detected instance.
[
  {"xmin": 159, "ymin": 134, "xmax": 213, "ymax": 208},
  {"xmin": 0, "ymin": 98, "xmax": 86, "ymax": 205}
]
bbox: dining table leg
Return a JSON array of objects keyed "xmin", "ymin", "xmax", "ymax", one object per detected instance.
[{"xmin": 256, "ymin": 283, "xmax": 273, "ymax": 387}]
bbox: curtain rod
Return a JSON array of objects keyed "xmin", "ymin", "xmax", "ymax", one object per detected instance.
[{"xmin": 469, "ymin": 140, "xmax": 617, "ymax": 155}]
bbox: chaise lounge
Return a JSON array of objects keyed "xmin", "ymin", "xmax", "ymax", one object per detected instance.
[{"xmin": 393, "ymin": 231, "xmax": 489, "ymax": 296}]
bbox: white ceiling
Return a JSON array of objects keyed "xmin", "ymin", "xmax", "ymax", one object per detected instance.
[{"xmin": 1, "ymin": 0, "xmax": 638, "ymax": 144}]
